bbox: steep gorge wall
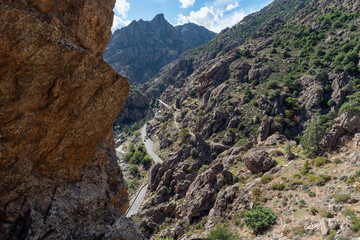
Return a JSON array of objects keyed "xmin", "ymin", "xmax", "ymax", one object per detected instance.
[{"xmin": 0, "ymin": 1, "xmax": 144, "ymax": 239}]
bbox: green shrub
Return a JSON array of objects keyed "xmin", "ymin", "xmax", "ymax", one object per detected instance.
[
  {"xmin": 310, "ymin": 207, "xmax": 319, "ymax": 215},
  {"xmin": 292, "ymin": 226, "xmax": 307, "ymax": 237},
  {"xmin": 208, "ymin": 225, "xmax": 241, "ymax": 240},
  {"xmin": 334, "ymin": 194, "xmax": 351, "ymax": 203},
  {"xmin": 327, "ymin": 99, "xmax": 336, "ymax": 107},
  {"xmin": 341, "ymin": 43, "xmax": 351, "ymax": 53},
  {"xmin": 344, "ymin": 62, "xmax": 358, "ymax": 75},
  {"xmin": 227, "ymin": 106, "xmax": 234, "ymax": 112},
  {"xmin": 343, "ymin": 207, "xmax": 355, "ymax": 217},
  {"xmin": 300, "ymin": 161, "xmax": 310, "ymax": 175},
  {"xmin": 340, "ymin": 91, "xmax": 360, "ymax": 115},
  {"xmin": 198, "ymin": 165, "xmax": 209, "ymax": 174},
  {"xmin": 266, "ymin": 80, "xmax": 279, "ymax": 89},
  {"xmin": 141, "ymin": 155, "xmax": 152, "ymax": 169},
  {"xmin": 197, "ymin": 110, "xmax": 205, "ymax": 117},
  {"xmin": 312, "ymin": 157, "xmax": 329, "ymax": 167},
  {"xmin": 323, "ymin": 211, "xmax": 333, "ymax": 218},
  {"xmin": 307, "ymin": 174, "xmax": 325, "ymax": 185},
  {"xmin": 244, "ymin": 205, "xmax": 277, "ymax": 235},
  {"xmin": 232, "ymin": 213, "xmax": 243, "ymax": 226},
  {"xmin": 190, "ymin": 148, "xmax": 199, "ymax": 158},
  {"xmin": 333, "ymin": 158, "xmax": 342, "ymax": 164},
  {"xmin": 128, "ymin": 143, "xmax": 135, "ymax": 153},
  {"xmin": 124, "ymin": 151, "xmax": 133, "ymax": 162},
  {"xmin": 260, "ymin": 174, "xmax": 273, "ymax": 184},
  {"xmin": 271, "ymin": 183, "xmax": 286, "ymax": 191},
  {"xmin": 289, "ymin": 179, "xmax": 303, "ymax": 187},
  {"xmin": 243, "ymin": 49, "xmax": 252, "ymax": 58},
  {"xmin": 178, "ymin": 128, "xmax": 191, "ymax": 144},
  {"xmin": 130, "ymin": 150, "xmax": 145, "ymax": 164},
  {"xmin": 281, "ymin": 50, "xmax": 291, "ymax": 58},
  {"xmin": 189, "ymin": 89, "xmax": 197, "ymax": 98},
  {"xmin": 350, "ymin": 217, "xmax": 360, "ymax": 233},
  {"xmin": 326, "ymin": 230, "xmax": 336, "ymax": 240},
  {"xmin": 319, "ymin": 174, "xmax": 331, "ymax": 183},
  {"xmin": 252, "ymin": 187, "xmax": 261, "ymax": 201},
  {"xmin": 127, "ymin": 178, "xmax": 140, "ymax": 190},
  {"xmin": 128, "ymin": 164, "xmax": 139, "ymax": 174}
]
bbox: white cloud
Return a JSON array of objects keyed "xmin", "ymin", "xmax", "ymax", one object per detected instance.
[
  {"xmin": 226, "ymin": 2, "xmax": 239, "ymax": 11},
  {"xmin": 115, "ymin": 0, "xmax": 130, "ymax": 18},
  {"xmin": 177, "ymin": 6, "xmax": 246, "ymax": 32},
  {"xmin": 112, "ymin": 0, "xmax": 131, "ymax": 32},
  {"xmin": 112, "ymin": 15, "xmax": 131, "ymax": 32},
  {"xmin": 212, "ymin": 0, "xmax": 239, "ymax": 7},
  {"xmin": 179, "ymin": 0, "xmax": 196, "ymax": 8},
  {"xmin": 178, "ymin": 7, "xmax": 219, "ymax": 29}
]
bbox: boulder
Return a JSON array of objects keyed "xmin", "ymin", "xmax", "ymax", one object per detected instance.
[
  {"xmin": 222, "ymin": 132, "xmax": 235, "ymax": 146},
  {"xmin": 234, "ymin": 62, "xmax": 251, "ymax": 81},
  {"xmin": 242, "ymin": 148, "xmax": 277, "ymax": 174}
]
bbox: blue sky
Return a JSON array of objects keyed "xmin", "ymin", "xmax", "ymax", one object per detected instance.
[{"xmin": 112, "ymin": 0, "xmax": 274, "ymax": 33}]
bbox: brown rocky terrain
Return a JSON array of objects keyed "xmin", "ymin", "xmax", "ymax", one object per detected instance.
[
  {"xmin": 121, "ymin": 0, "xmax": 360, "ymax": 239},
  {"xmin": 0, "ymin": 1, "xmax": 144, "ymax": 239}
]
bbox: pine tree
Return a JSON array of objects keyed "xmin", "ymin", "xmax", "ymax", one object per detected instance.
[
  {"xmin": 124, "ymin": 124, "xmax": 131, "ymax": 135},
  {"xmin": 300, "ymin": 114, "xmax": 326, "ymax": 154}
]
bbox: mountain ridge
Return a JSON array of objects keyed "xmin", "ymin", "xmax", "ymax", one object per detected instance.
[{"xmin": 104, "ymin": 13, "xmax": 216, "ymax": 85}]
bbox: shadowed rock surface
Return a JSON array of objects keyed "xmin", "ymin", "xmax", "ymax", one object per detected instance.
[{"xmin": 0, "ymin": 1, "xmax": 145, "ymax": 239}]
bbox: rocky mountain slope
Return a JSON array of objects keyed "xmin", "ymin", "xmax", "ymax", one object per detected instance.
[
  {"xmin": 125, "ymin": 0, "xmax": 360, "ymax": 239},
  {"xmin": 0, "ymin": 1, "xmax": 144, "ymax": 239},
  {"xmin": 104, "ymin": 14, "xmax": 216, "ymax": 85}
]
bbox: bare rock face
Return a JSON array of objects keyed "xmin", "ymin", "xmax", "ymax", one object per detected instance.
[
  {"xmin": 176, "ymin": 163, "xmax": 233, "ymax": 223},
  {"xmin": 330, "ymin": 73, "xmax": 348, "ymax": 111},
  {"xmin": 257, "ymin": 117, "xmax": 273, "ymax": 143},
  {"xmin": 0, "ymin": 1, "xmax": 144, "ymax": 239},
  {"xmin": 323, "ymin": 112, "xmax": 360, "ymax": 150},
  {"xmin": 299, "ymin": 76, "xmax": 323, "ymax": 110},
  {"xmin": 248, "ymin": 65, "xmax": 271, "ymax": 82}
]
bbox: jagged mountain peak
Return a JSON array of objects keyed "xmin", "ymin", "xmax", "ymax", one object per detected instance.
[
  {"xmin": 104, "ymin": 14, "xmax": 216, "ymax": 85},
  {"xmin": 152, "ymin": 13, "xmax": 166, "ymax": 22}
]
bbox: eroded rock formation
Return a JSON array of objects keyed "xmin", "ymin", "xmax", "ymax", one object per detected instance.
[{"xmin": 0, "ymin": 1, "xmax": 144, "ymax": 239}]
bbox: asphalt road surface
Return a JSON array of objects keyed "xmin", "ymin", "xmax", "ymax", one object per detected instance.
[
  {"xmin": 140, "ymin": 124, "xmax": 163, "ymax": 164},
  {"xmin": 126, "ymin": 183, "xmax": 149, "ymax": 217},
  {"xmin": 126, "ymin": 124, "xmax": 163, "ymax": 217}
]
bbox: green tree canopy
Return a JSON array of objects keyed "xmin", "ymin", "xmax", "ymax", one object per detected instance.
[{"xmin": 340, "ymin": 91, "xmax": 360, "ymax": 115}]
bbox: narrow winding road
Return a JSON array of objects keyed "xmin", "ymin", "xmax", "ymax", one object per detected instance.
[
  {"xmin": 126, "ymin": 124, "xmax": 163, "ymax": 217},
  {"xmin": 140, "ymin": 124, "xmax": 163, "ymax": 164},
  {"xmin": 158, "ymin": 99, "xmax": 170, "ymax": 109}
]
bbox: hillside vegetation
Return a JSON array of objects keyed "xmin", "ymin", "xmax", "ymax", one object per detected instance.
[{"xmin": 129, "ymin": 0, "xmax": 360, "ymax": 239}]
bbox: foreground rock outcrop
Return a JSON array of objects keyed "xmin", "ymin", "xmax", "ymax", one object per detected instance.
[{"xmin": 0, "ymin": 1, "xmax": 144, "ymax": 239}]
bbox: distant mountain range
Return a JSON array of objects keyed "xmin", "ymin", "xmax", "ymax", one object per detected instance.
[{"xmin": 104, "ymin": 14, "xmax": 216, "ymax": 84}]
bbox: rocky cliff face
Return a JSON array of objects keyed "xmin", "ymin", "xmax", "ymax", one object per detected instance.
[
  {"xmin": 0, "ymin": 1, "xmax": 144, "ymax": 239},
  {"xmin": 104, "ymin": 14, "xmax": 216, "ymax": 84}
]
